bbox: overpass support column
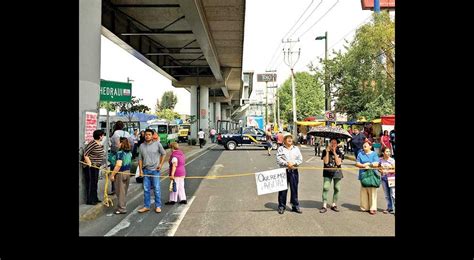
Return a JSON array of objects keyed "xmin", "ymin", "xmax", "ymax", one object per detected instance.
[
  {"xmin": 199, "ymin": 86, "xmax": 209, "ymax": 134},
  {"xmin": 209, "ymin": 102, "xmax": 215, "ymax": 129},
  {"xmin": 190, "ymin": 85, "xmax": 198, "ymax": 139},
  {"xmin": 215, "ymin": 102, "xmax": 221, "ymax": 125},
  {"xmin": 79, "ymin": 0, "xmax": 101, "ymax": 204}
]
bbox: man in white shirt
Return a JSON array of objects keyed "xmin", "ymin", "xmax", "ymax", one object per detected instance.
[{"xmin": 198, "ymin": 128, "xmax": 205, "ymax": 148}]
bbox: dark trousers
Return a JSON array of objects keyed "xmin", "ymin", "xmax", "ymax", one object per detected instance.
[
  {"xmin": 84, "ymin": 166, "xmax": 99, "ymax": 204},
  {"xmin": 353, "ymin": 148, "xmax": 361, "ymax": 159},
  {"xmin": 199, "ymin": 138, "xmax": 204, "ymax": 148},
  {"xmin": 278, "ymin": 169, "xmax": 299, "ymax": 209},
  {"xmin": 315, "ymin": 143, "xmax": 320, "ymax": 156}
]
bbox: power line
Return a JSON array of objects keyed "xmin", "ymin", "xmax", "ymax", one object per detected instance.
[
  {"xmin": 282, "ymin": 0, "xmax": 316, "ymax": 40},
  {"xmin": 288, "ymin": 0, "xmax": 324, "ymax": 39},
  {"xmin": 311, "ymin": 13, "xmax": 372, "ymax": 64},
  {"xmin": 267, "ymin": 0, "xmax": 317, "ymax": 71},
  {"xmin": 297, "ymin": 0, "xmax": 340, "ymax": 39},
  {"xmin": 266, "ymin": 42, "xmax": 284, "ymax": 71}
]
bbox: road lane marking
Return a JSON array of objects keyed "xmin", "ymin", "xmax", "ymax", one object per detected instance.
[
  {"xmin": 104, "ymin": 205, "xmax": 143, "ymax": 237},
  {"xmin": 150, "ymin": 196, "xmax": 196, "ymax": 236},
  {"xmin": 103, "ymin": 148, "xmax": 212, "ymax": 236}
]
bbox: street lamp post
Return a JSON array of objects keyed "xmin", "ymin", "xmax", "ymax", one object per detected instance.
[{"xmin": 315, "ymin": 32, "xmax": 329, "ymax": 126}]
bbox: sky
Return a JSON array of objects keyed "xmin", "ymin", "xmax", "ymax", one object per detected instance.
[
  {"xmin": 100, "ymin": 0, "xmax": 383, "ymax": 115},
  {"xmin": 243, "ymin": 0, "xmax": 377, "ymax": 100},
  {"xmin": 100, "ymin": 36, "xmax": 191, "ymax": 115}
]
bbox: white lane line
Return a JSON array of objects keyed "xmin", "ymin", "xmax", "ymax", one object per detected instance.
[
  {"xmin": 150, "ymin": 196, "xmax": 196, "ymax": 236},
  {"xmin": 306, "ymin": 156, "xmax": 315, "ymax": 163},
  {"xmin": 104, "ymin": 204, "xmax": 143, "ymax": 237},
  {"xmin": 247, "ymin": 150, "xmax": 253, "ymax": 162},
  {"xmin": 103, "ymin": 148, "xmax": 212, "ymax": 236}
]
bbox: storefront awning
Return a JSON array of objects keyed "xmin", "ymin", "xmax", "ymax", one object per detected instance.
[{"xmin": 296, "ymin": 121, "xmax": 326, "ymax": 126}]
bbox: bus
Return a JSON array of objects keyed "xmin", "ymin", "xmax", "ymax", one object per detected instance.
[{"xmin": 146, "ymin": 119, "xmax": 179, "ymax": 148}]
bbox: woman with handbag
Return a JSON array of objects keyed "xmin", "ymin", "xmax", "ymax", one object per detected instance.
[
  {"xmin": 355, "ymin": 141, "xmax": 380, "ymax": 215},
  {"xmin": 110, "ymin": 138, "xmax": 132, "ymax": 214},
  {"xmin": 165, "ymin": 142, "xmax": 187, "ymax": 205},
  {"xmin": 379, "ymin": 147, "xmax": 395, "ymax": 214}
]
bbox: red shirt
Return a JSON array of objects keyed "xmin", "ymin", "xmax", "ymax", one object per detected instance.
[{"xmin": 381, "ymin": 135, "xmax": 391, "ymax": 148}]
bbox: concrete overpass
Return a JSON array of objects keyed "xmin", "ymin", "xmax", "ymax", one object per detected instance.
[{"xmin": 79, "ymin": 0, "xmax": 245, "ymax": 204}]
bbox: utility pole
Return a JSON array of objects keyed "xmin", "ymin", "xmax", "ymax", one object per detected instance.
[
  {"xmin": 265, "ymin": 80, "xmax": 268, "ymax": 130},
  {"xmin": 315, "ymin": 32, "xmax": 329, "ymax": 125},
  {"xmin": 265, "ymin": 69, "xmax": 277, "ymax": 132},
  {"xmin": 283, "ymin": 39, "xmax": 301, "ymax": 139}
]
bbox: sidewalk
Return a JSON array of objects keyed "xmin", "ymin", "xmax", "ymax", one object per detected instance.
[{"xmin": 80, "ymin": 141, "xmax": 217, "ymax": 222}]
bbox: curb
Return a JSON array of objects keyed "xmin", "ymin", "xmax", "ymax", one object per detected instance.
[{"xmin": 79, "ymin": 143, "xmax": 217, "ymax": 222}]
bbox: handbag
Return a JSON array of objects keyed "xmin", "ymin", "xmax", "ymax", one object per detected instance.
[
  {"xmin": 169, "ymin": 180, "xmax": 177, "ymax": 192},
  {"xmin": 135, "ymin": 166, "xmax": 143, "ymax": 183},
  {"xmin": 361, "ymin": 169, "xmax": 381, "ymax": 188},
  {"xmin": 387, "ymin": 174, "xmax": 395, "ymax": 187}
]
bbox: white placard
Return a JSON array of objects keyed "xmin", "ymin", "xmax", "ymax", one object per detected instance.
[{"xmin": 255, "ymin": 168, "xmax": 288, "ymax": 195}]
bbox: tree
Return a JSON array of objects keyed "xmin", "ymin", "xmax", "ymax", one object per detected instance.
[
  {"xmin": 108, "ymin": 96, "xmax": 150, "ymax": 123},
  {"xmin": 310, "ymin": 12, "xmax": 395, "ymax": 121},
  {"xmin": 155, "ymin": 98, "xmax": 161, "ymax": 113},
  {"xmin": 277, "ymin": 71, "xmax": 325, "ymax": 123},
  {"xmin": 159, "ymin": 91, "xmax": 178, "ymax": 110},
  {"xmin": 156, "ymin": 108, "xmax": 180, "ymax": 122}
]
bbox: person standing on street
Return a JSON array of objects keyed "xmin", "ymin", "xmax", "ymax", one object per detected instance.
[
  {"xmin": 137, "ymin": 129, "xmax": 166, "ymax": 213},
  {"xmin": 355, "ymin": 141, "xmax": 380, "ymax": 215},
  {"xmin": 109, "ymin": 121, "xmax": 133, "ymax": 195},
  {"xmin": 319, "ymin": 138, "xmax": 344, "ymax": 213},
  {"xmin": 276, "ymin": 134, "xmax": 303, "ymax": 214},
  {"xmin": 210, "ymin": 128, "xmax": 216, "ymax": 143},
  {"xmin": 198, "ymin": 128, "xmax": 205, "ymax": 148},
  {"xmin": 110, "ymin": 138, "xmax": 132, "ymax": 214},
  {"xmin": 276, "ymin": 131, "xmax": 284, "ymax": 147},
  {"xmin": 165, "ymin": 142, "xmax": 188, "ymax": 205},
  {"xmin": 83, "ymin": 130, "xmax": 106, "ymax": 205},
  {"xmin": 265, "ymin": 129, "xmax": 273, "ymax": 156},
  {"xmin": 379, "ymin": 147, "xmax": 395, "ymax": 214},
  {"xmin": 389, "ymin": 129, "xmax": 395, "ymax": 156},
  {"xmin": 314, "ymin": 136, "xmax": 323, "ymax": 156},
  {"xmin": 381, "ymin": 130, "xmax": 392, "ymax": 154},
  {"xmin": 351, "ymin": 128, "xmax": 366, "ymax": 158},
  {"xmin": 319, "ymin": 138, "xmax": 343, "ymax": 213}
]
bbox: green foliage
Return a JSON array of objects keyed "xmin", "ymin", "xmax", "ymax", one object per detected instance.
[
  {"xmin": 310, "ymin": 12, "xmax": 395, "ymax": 121},
  {"xmin": 101, "ymin": 96, "xmax": 150, "ymax": 123},
  {"xmin": 159, "ymin": 91, "xmax": 178, "ymax": 110},
  {"xmin": 156, "ymin": 108, "xmax": 180, "ymax": 122},
  {"xmin": 277, "ymin": 71, "xmax": 325, "ymax": 123}
]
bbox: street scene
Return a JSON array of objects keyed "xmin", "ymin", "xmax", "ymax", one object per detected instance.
[{"xmin": 79, "ymin": 0, "xmax": 395, "ymax": 236}]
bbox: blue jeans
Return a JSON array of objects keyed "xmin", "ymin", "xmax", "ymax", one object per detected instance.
[
  {"xmin": 381, "ymin": 175, "xmax": 395, "ymax": 211},
  {"xmin": 143, "ymin": 169, "xmax": 161, "ymax": 208}
]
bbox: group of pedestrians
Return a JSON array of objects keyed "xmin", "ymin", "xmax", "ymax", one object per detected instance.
[
  {"xmin": 82, "ymin": 121, "xmax": 189, "ymax": 215},
  {"xmin": 274, "ymin": 132, "xmax": 395, "ymax": 215}
]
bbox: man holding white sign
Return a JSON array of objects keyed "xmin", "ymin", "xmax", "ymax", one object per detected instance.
[
  {"xmin": 255, "ymin": 168, "xmax": 288, "ymax": 196},
  {"xmin": 276, "ymin": 133, "xmax": 303, "ymax": 214}
]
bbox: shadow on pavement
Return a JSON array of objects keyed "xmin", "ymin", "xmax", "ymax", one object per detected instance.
[
  {"xmin": 298, "ymin": 200, "xmax": 323, "ymax": 209},
  {"xmin": 264, "ymin": 202, "xmax": 280, "ymax": 210},
  {"xmin": 341, "ymin": 203, "xmax": 362, "ymax": 211}
]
